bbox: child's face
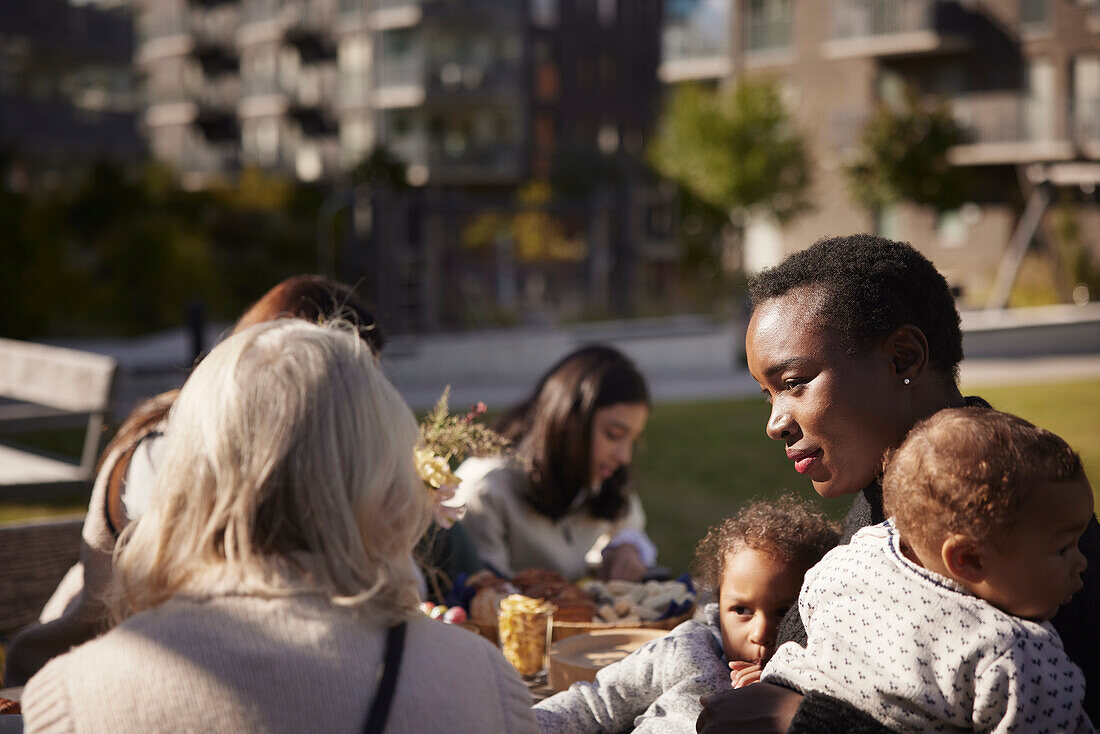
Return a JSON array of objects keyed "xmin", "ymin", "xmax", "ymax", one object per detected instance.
[
  {"xmin": 718, "ymin": 546, "xmax": 804, "ymax": 664},
  {"xmin": 975, "ymin": 477, "xmax": 1093, "ymax": 621}
]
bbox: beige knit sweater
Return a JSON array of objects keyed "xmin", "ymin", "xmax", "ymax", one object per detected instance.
[
  {"xmin": 453, "ymin": 456, "xmax": 648, "ymax": 581},
  {"xmin": 21, "ymin": 593, "xmax": 537, "ymax": 734}
]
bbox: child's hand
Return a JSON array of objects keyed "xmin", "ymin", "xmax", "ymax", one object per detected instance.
[{"xmin": 728, "ymin": 660, "xmax": 764, "ymax": 689}]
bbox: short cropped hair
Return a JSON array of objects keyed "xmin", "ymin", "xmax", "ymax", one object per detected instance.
[
  {"xmin": 748, "ymin": 234, "xmax": 963, "ymax": 383},
  {"xmin": 112, "ymin": 319, "xmax": 430, "ymax": 623},
  {"xmin": 692, "ymin": 494, "xmax": 840, "ymax": 595},
  {"xmin": 883, "ymin": 408, "xmax": 1083, "ymax": 552}
]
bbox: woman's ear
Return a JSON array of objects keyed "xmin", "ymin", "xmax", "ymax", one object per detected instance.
[
  {"xmin": 941, "ymin": 534, "xmax": 984, "ymax": 583},
  {"xmin": 887, "ymin": 324, "xmax": 929, "ymax": 385}
]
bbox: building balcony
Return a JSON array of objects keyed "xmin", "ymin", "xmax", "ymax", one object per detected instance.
[
  {"xmin": 744, "ymin": 18, "xmax": 793, "ymax": 64},
  {"xmin": 389, "ymin": 134, "xmax": 523, "ymax": 183},
  {"xmin": 368, "ymin": 0, "xmax": 423, "ymax": 31},
  {"xmin": 949, "ymin": 93, "xmax": 1074, "ymax": 165},
  {"xmin": 822, "ymin": 0, "xmax": 971, "ymax": 59},
  {"xmin": 1072, "ymin": 99, "xmax": 1100, "ymax": 159},
  {"xmin": 283, "ymin": 1, "xmax": 337, "ymax": 61},
  {"xmin": 191, "ymin": 16, "xmax": 240, "ymax": 75},
  {"xmin": 374, "ymin": 56, "xmax": 522, "ymax": 106},
  {"xmin": 659, "ymin": 21, "xmax": 731, "ymax": 82},
  {"xmin": 136, "ymin": 14, "xmax": 194, "ymax": 62},
  {"xmin": 239, "ymin": 0, "xmax": 336, "ymax": 51}
]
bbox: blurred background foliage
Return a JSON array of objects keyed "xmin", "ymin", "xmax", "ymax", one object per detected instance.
[{"xmin": 0, "ymin": 159, "xmax": 321, "ymax": 338}]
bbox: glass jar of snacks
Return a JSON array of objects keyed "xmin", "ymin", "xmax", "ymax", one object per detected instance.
[{"xmin": 498, "ymin": 594, "xmax": 555, "ymax": 681}]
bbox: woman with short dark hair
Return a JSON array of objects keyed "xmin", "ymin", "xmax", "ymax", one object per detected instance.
[{"xmin": 698, "ymin": 234, "xmax": 1100, "ymax": 732}]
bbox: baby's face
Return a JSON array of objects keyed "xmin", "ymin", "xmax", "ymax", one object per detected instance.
[
  {"xmin": 717, "ymin": 547, "xmax": 804, "ymax": 664},
  {"xmin": 977, "ymin": 477, "xmax": 1093, "ymax": 621}
]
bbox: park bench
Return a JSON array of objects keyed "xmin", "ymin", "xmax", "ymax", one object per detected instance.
[
  {"xmin": 0, "ymin": 337, "xmax": 117, "ymax": 501},
  {"xmin": 0, "ymin": 516, "xmax": 84, "ymax": 639}
]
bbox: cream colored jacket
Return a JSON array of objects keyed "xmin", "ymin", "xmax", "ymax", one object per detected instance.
[{"xmin": 453, "ymin": 457, "xmax": 649, "ymax": 580}]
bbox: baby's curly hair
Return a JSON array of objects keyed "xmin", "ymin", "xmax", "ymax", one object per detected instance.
[
  {"xmin": 692, "ymin": 495, "xmax": 840, "ymax": 595},
  {"xmin": 883, "ymin": 408, "xmax": 1083, "ymax": 553}
]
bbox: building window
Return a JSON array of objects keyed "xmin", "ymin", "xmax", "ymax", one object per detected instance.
[
  {"xmin": 531, "ymin": 0, "xmax": 559, "ymax": 26},
  {"xmin": 536, "ymin": 62, "xmax": 559, "ymax": 99},
  {"xmin": 746, "ymin": 0, "xmax": 792, "ymax": 54},
  {"xmin": 1073, "ymin": 55, "xmax": 1100, "ymax": 144},
  {"xmin": 598, "ymin": 53, "xmax": 617, "ymax": 87},
  {"xmin": 662, "ymin": 0, "xmax": 731, "ymax": 65},
  {"xmin": 1020, "ymin": 0, "xmax": 1050, "ymax": 32},
  {"xmin": 597, "ymin": 122, "xmax": 619, "ymax": 154},
  {"xmin": 576, "ymin": 56, "xmax": 595, "ymax": 88},
  {"xmin": 597, "ymin": 0, "xmax": 617, "ymax": 25}
]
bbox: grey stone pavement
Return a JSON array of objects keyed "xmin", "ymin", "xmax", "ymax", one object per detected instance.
[
  {"xmin": 106, "ymin": 350, "xmax": 1100, "ymax": 417},
  {"xmin": 39, "ymin": 313, "xmax": 1100, "ymax": 416}
]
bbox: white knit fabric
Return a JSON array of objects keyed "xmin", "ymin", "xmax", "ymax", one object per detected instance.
[{"xmin": 763, "ymin": 521, "xmax": 1095, "ymax": 734}]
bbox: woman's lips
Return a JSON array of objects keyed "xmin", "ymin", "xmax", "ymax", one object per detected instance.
[{"xmin": 787, "ymin": 449, "xmax": 822, "ymax": 475}]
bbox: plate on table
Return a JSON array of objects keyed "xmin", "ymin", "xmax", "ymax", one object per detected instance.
[{"xmin": 547, "ymin": 628, "xmax": 668, "ymax": 692}]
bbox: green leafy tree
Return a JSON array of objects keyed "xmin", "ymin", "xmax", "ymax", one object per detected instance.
[
  {"xmin": 648, "ymin": 80, "xmax": 810, "ymax": 224},
  {"xmin": 846, "ymin": 90, "xmax": 970, "ymax": 212}
]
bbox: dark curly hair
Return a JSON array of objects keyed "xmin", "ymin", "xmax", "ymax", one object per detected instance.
[
  {"xmin": 692, "ymin": 495, "xmax": 840, "ymax": 595},
  {"xmin": 495, "ymin": 345, "xmax": 650, "ymax": 521},
  {"xmin": 883, "ymin": 408, "xmax": 1083, "ymax": 553},
  {"xmin": 748, "ymin": 234, "xmax": 963, "ymax": 383}
]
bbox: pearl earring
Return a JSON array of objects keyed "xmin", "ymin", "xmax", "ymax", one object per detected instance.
[{"xmin": 903, "ymin": 378, "xmax": 911, "ymax": 385}]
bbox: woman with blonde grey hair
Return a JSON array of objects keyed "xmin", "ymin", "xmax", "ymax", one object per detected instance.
[{"xmin": 20, "ymin": 320, "xmax": 537, "ymax": 734}]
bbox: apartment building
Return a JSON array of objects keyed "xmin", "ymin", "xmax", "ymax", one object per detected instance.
[
  {"xmin": 0, "ymin": 0, "xmax": 141, "ymax": 187},
  {"xmin": 660, "ymin": 0, "xmax": 1100, "ymax": 307},
  {"xmin": 136, "ymin": 0, "xmax": 661, "ymax": 189}
]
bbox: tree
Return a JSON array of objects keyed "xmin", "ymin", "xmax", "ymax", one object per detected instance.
[
  {"xmin": 648, "ymin": 80, "xmax": 810, "ymax": 224},
  {"xmin": 845, "ymin": 90, "xmax": 970, "ymax": 212}
]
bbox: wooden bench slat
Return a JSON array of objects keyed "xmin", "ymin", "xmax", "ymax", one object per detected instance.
[{"xmin": 0, "ymin": 518, "xmax": 84, "ymax": 637}]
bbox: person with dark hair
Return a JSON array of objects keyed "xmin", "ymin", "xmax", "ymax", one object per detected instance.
[
  {"xmin": 763, "ymin": 409, "xmax": 1093, "ymax": 732},
  {"xmin": 454, "ymin": 345, "xmax": 654, "ymax": 581},
  {"xmin": 3, "ymin": 275, "xmax": 388, "ymax": 686},
  {"xmin": 533, "ymin": 496, "xmax": 838, "ymax": 734},
  {"xmin": 698, "ymin": 234, "xmax": 1100, "ymax": 732}
]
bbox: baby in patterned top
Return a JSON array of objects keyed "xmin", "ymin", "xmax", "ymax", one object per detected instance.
[
  {"xmin": 534, "ymin": 496, "xmax": 838, "ymax": 734},
  {"xmin": 763, "ymin": 407, "xmax": 1096, "ymax": 733}
]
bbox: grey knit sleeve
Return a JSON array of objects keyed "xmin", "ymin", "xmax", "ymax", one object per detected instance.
[
  {"xmin": 534, "ymin": 620, "xmax": 726, "ymax": 734},
  {"xmin": 536, "ymin": 627, "xmax": 686, "ymax": 733}
]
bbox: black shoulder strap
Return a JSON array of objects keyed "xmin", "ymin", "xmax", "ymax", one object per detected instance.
[{"xmin": 362, "ymin": 621, "xmax": 408, "ymax": 734}]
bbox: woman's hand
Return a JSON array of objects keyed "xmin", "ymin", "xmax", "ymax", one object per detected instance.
[
  {"xmin": 729, "ymin": 660, "xmax": 764, "ymax": 688},
  {"xmin": 598, "ymin": 543, "xmax": 647, "ymax": 581},
  {"xmin": 697, "ymin": 682, "xmax": 802, "ymax": 734}
]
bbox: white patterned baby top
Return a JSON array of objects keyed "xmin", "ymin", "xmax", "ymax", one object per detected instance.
[{"xmin": 762, "ymin": 520, "xmax": 1095, "ymax": 734}]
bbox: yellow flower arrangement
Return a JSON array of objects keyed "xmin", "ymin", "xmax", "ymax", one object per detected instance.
[{"xmin": 416, "ymin": 388, "xmax": 511, "ymax": 529}]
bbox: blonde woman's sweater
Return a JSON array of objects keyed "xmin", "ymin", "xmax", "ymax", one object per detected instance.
[{"xmin": 21, "ymin": 594, "xmax": 538, "ymax": 734}]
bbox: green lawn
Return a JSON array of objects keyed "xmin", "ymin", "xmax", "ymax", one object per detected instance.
[
  {"xmin": 634, "ymin": 379, "xmax": 1100, "ymax": 575},
  {"xmin": 3, "ymin": 379, "xmax": 1099, "ymax": 578}
]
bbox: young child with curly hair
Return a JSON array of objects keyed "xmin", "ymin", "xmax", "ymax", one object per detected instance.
[
  {"xmin": 762, "ymin": 408, "xmax": 1096, "ymax": 733},
  {"xmin": 534, "ymin": 495, "xmax": 839, "ymax": 734}
]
